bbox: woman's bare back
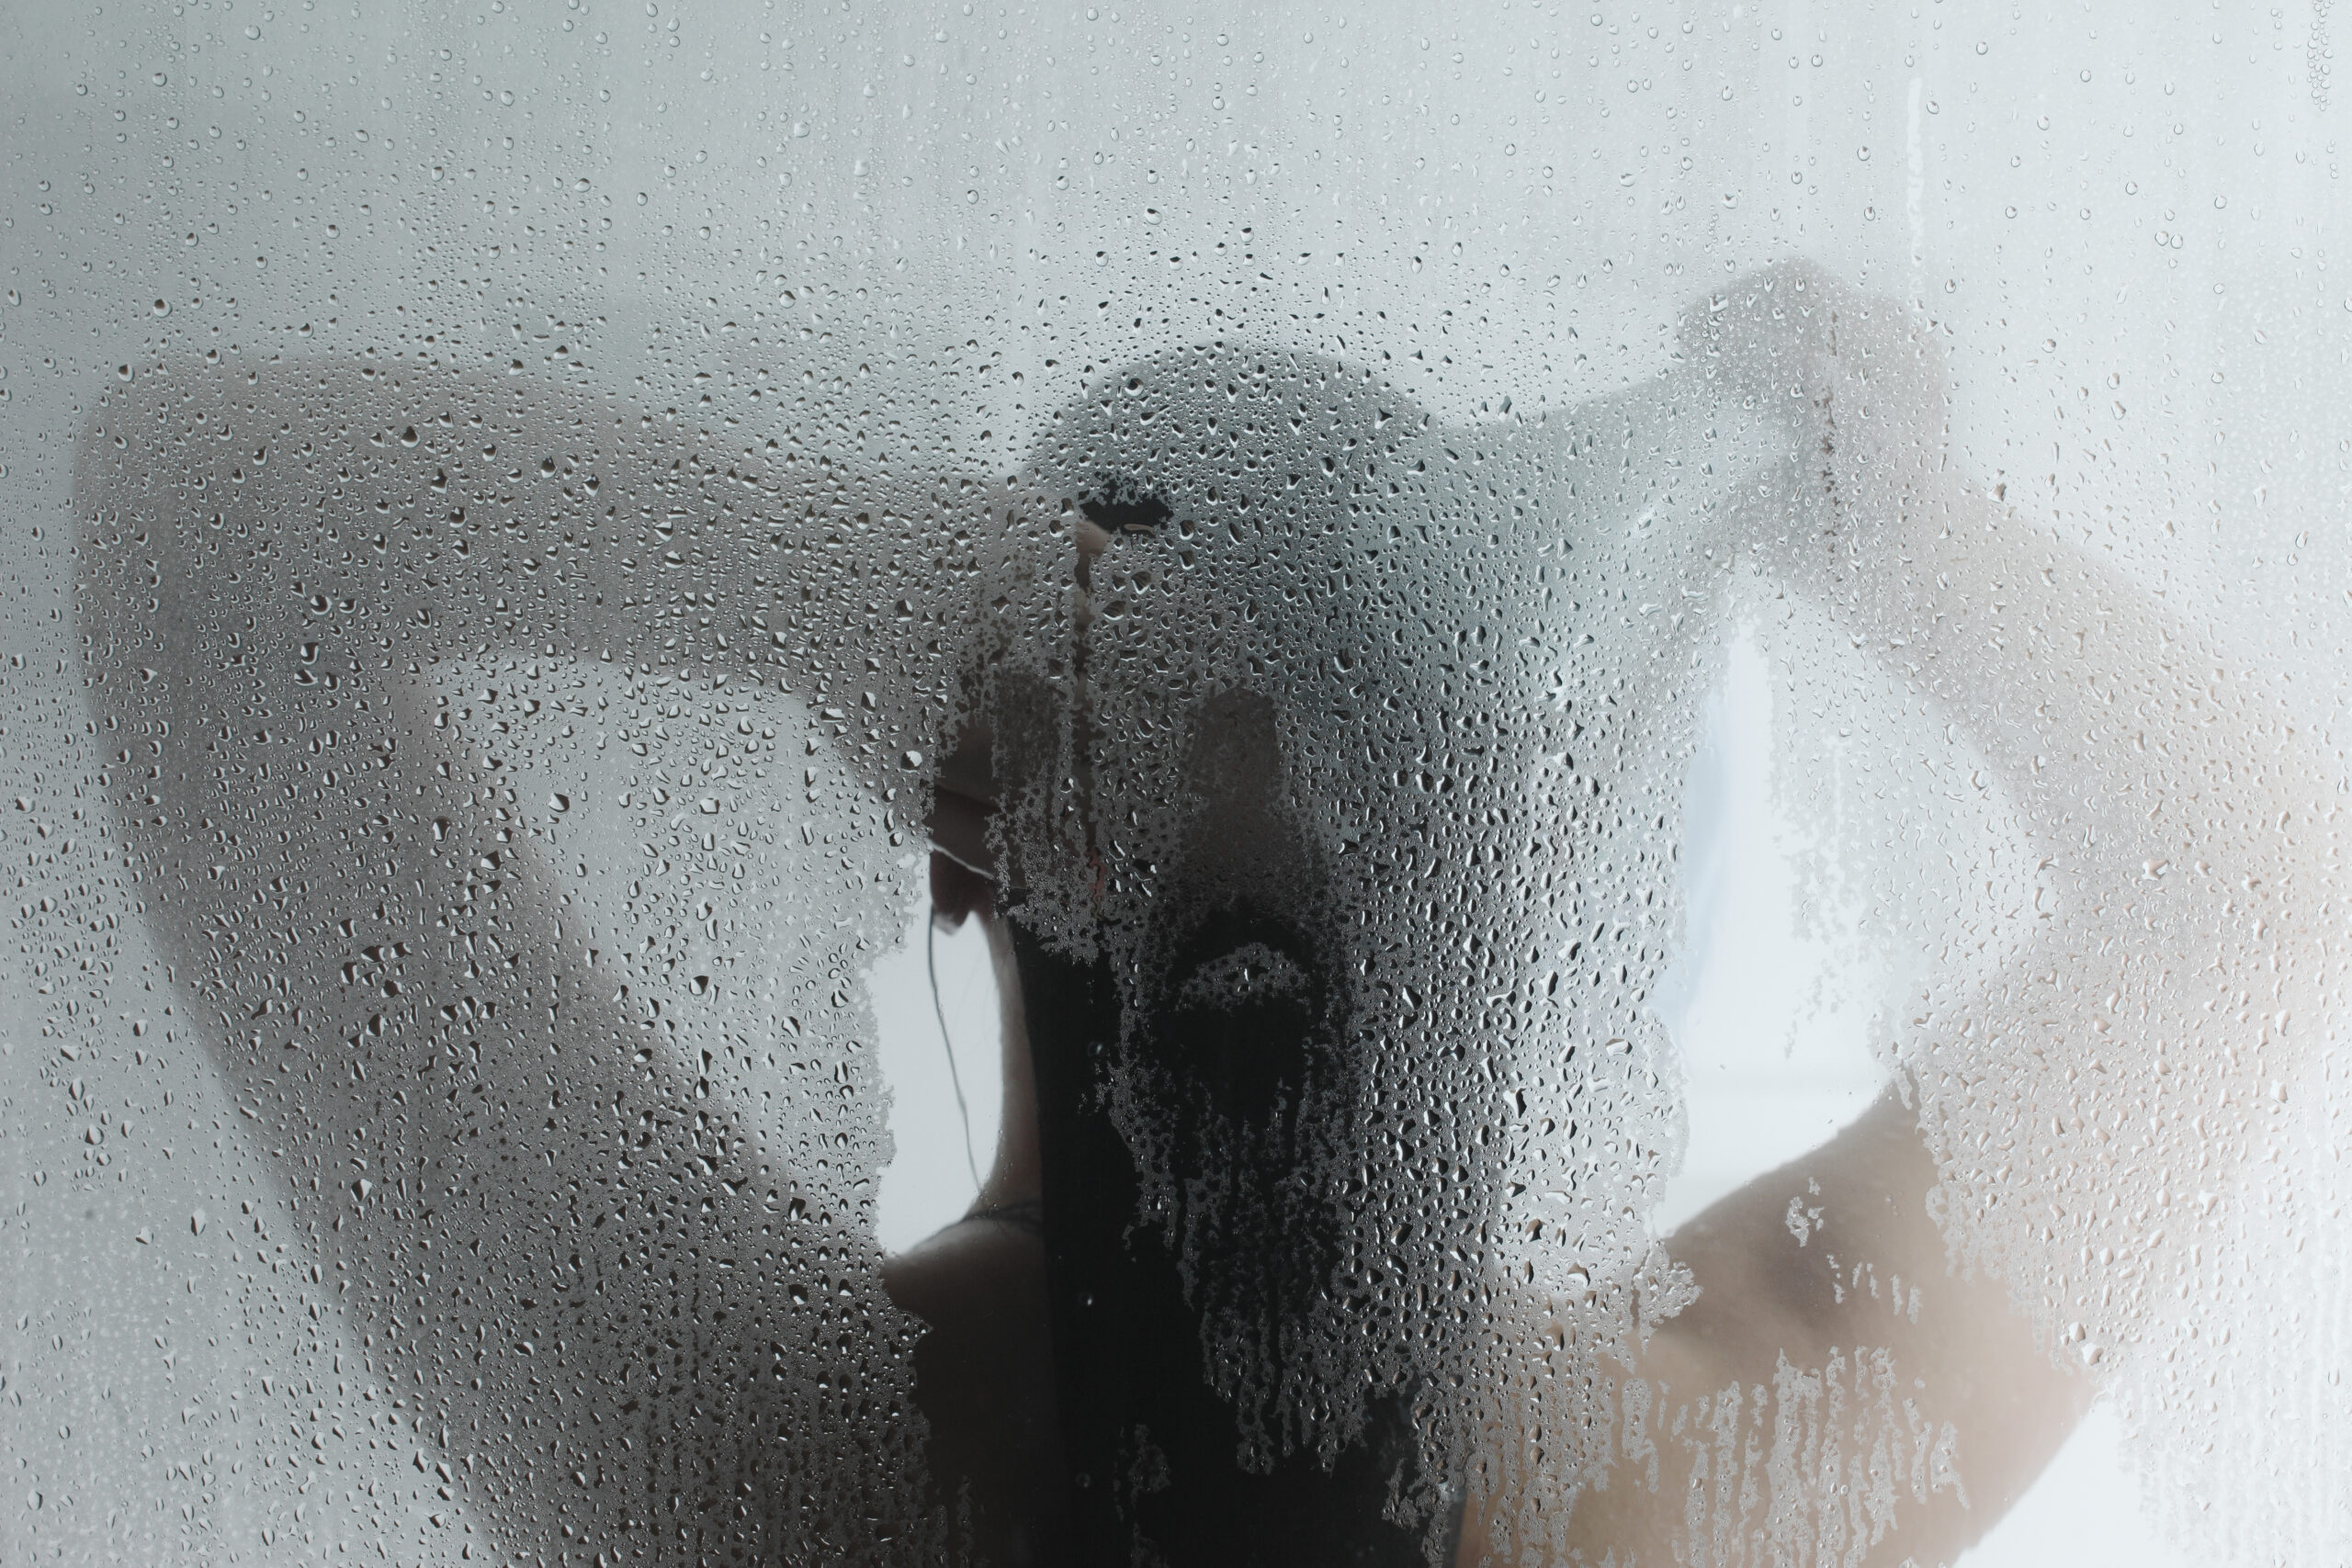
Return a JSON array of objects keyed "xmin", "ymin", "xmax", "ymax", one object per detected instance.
[{"xmin": 72, "ymin": 264, "xmax": 2329, "ymax": 1566}]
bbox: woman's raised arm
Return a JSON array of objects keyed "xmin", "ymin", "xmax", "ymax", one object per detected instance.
[
  {"xmin": 1467, "ymin": 262, "xmax": 2345, "ymax": 1566},
  {"xmin": 74, "ymin": 354, "xmax": 1004, "ymax": 1562}
]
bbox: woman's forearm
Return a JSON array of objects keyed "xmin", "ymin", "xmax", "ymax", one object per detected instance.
[{"xmin": 74, "ymin": 357, "xmax": 964, "ymax": 1558}]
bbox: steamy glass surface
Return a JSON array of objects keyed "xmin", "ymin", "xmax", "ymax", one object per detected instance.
[{"xmin": 5, "ymin": 3, "xmax": 2348, "ymax": 1563}]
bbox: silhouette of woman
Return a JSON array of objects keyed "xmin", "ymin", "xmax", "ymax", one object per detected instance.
[{"xmin": 78, "ymin": 261, "xmax": 2329, "ymax": 1564}]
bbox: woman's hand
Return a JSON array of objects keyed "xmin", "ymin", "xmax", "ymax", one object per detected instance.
[{"xmin": 1464, "ymin": 261, "xmax": 2345, "ymax": 1564}]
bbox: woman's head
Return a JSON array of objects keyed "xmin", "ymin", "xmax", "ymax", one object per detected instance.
[{"xmin": 970, "ymin": 342, "xmax": 1698, "ymax": 1483}]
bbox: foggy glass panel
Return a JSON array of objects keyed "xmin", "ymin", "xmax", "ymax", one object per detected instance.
[{"xmin": 5, "ymin": 3, "xmax": 2346, "ymax": 1564}]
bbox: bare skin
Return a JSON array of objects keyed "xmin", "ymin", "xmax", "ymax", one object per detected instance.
[
  {"xmin": 75, "ymin": 261, "xmax": 2331, "ymax": 1564},
  {"xmin": 893, "ymin": 486, "xmax": 2103, "ymax": 1565},
  {"xmin": 899, "ymin": 267, "xmax": 2334, "ymax": 1564}
]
